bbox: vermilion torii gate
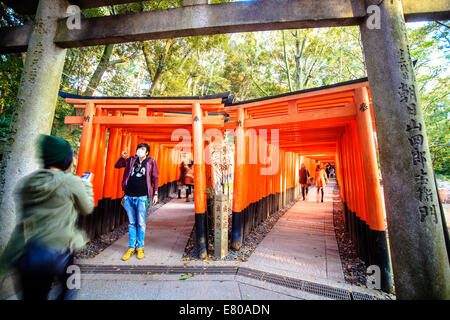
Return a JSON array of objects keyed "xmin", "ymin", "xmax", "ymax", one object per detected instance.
[
  {"xmin": 0, "ymin": 0, "xmax": 449, "ymax": 299},
  {"xmin": 62, "ymin": 93, "xmax": 229, "ymax": 241}
]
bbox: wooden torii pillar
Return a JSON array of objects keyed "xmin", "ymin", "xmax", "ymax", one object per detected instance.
[
  {"xmin": 192, "ymin": 102, "xmax": 207, "ymax": 259},
  {"xmin": 231, "ymin": 108, "xmax": 246, "ymax": 250},
  {"xmin": 355, "ymin": 86, "xmax": 393, "ymax": 292},
  {"xmin": 359, "ymin": 0, "xmax": 450, "ymax": 299}
]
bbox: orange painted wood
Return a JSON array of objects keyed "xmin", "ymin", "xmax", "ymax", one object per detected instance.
[
  {"xmin": 224, "ymin": 81, "xmax": 368, "ymax": 110},
  {"xmin": 192, "ymin": 102, "xmax": 207, "ymax": 214},
  {"xmin": 245, "ymin": 104, "xmax": 356, "ymax": 128},
  {"xmin": 232, "ymin": 108, "xmax": 246, "ymax": 212},
  {"xmin": 355, "ymin": 87, "xmax": 386, "ymax": 231},
  {"xmin": 65, "ymin": 98, "xmax": 223, "ymax": 105},
  {"xmin": 93, "ymin": 109, "xmax": 108, "ymax": 204},
  {"xmin": 76, "ymin": 102, "xmax": 95, "ymax": 176},
  {"xmin": 89, "ymin": 108, "xmax": 103, "ymax": 205},
  {"xmin": 351, "ymin": 121, "xmax": 367, "ymax": 222}
]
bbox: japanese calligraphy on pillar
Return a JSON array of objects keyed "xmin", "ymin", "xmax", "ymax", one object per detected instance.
[{"xmin": 397, "ymin": 46, "xmax": 438, "ymax": 224}]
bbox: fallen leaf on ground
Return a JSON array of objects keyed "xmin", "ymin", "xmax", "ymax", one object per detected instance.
[{"xmin": 180, "ymin": 273, "xmax": 195, "ymax": 280}]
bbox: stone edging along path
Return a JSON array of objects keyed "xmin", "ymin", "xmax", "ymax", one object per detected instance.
[{"xmin": 76, "ymin": 263, "xmax": 387, "ymax": 300}]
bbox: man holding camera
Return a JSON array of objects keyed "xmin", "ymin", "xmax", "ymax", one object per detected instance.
[{"xmin": 115, "ymin": 143, "xmax": 158, "ymax": 261}]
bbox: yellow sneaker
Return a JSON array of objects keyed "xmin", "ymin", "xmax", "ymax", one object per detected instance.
[
  {"xmin": 137, "ymin": 248, "xmax": 145, "ymax": 259},
  {"xmin": 122, "ymin": 248, "xmax": 135, "ymax": 261}
]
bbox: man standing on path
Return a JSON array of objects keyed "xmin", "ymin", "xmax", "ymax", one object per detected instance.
[{"xmin": 115, "ymin": 143, "xmax": 158, "ymax": 261}]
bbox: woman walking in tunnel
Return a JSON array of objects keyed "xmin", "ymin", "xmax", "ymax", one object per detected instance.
[
  {"xmin": 177, "ymin": 162, "xmax": 187, "ymax": 199},
  {"xmin": 299, "ymin": 163, "xmax": 310, "ymax": 200},
  {"xmin": 184, "ymin": 163, "xmax": 194, "ymax": 202},
  {"xmin": 314, "ymin": 164, "xmax": 328, "ymax": 202}
]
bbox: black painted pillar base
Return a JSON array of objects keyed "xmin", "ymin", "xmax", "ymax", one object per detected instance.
[
  {"xmin": 244, "ymin": 204, "xmax": 251, "ymax": 239},
  {"xmin": 344, "ymin": 202, "xmax": 350, "ymax": 233},
  {"xmin": 231, "ymin": 210, "xmax": 243, "ymax": 250},
  {"xmin": 358, "ymin": 217, "xmax": 368, "ymax": 265},
  {"xmin": 195, "ymin": 213, "xmax": 207, "ymax": 259},
  {"xmin": 368, "ymin": 229, "xmax": 393, "ymax": 293}
]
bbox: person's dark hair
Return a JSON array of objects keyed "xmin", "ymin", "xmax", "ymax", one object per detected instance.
[
  {"xmin": 44, "ymin": 153, "xmax": 73, "ymax": 171},
  {"xmin": 188, "ymin": 163, "xmax": 193, "ymax": 168},
  {"xmin": 137, "ymin": 143, "xmax": 150, "ymax": 155}
]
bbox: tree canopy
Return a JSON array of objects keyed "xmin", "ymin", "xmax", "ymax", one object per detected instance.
[{"xmin": 0, "ymin": 2, "xmax": 448, "ymax": 178}]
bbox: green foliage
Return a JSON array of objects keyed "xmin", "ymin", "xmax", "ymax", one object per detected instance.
[
  {"xmin": 0, "ymin": 53, "xmax": 23, "ymax": 142},
  {"xmin": 0, "ymin": 3, "xmax": 447, "ymax": 178},
  {"xmin": 407, "ymin": 21, "xmax": 449, "ymax": 178}
]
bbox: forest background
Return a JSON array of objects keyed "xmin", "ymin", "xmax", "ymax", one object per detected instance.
[{"xmin": 0, "ymin": 0, "xmax": 448, "ymax": 180}]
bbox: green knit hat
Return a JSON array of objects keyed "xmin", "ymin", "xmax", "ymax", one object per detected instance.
[{"xmin": 38, "ymin": 134, "xmax": 73, "ymax": 167}]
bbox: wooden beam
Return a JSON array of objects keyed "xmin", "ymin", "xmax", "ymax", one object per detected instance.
[
  {"xmin": 53, "ymin": 0, "xmax": 364, "ymax": 48},
  {"xmin": 279, "ymin": 141, "xmax": 337, "ymax": 148},
  {"xmin": 2, "ymin": 0, "xmax": 448, "ymax": 53},
  {"xmin": 245, "ymin": 104, "xmax": 356, "ymax": 128},
  {"xmin": 402, "ymin": 0, "xmax": 450, "ymax": 22},
  {"xmin": 4, "ymin": 0, "xmax": 450, "ymax": 21},
  {"xmin": 64, "ymin": 115, "xmax": 222, "ymax": 126},
  {"xmin": 0, "ymin": 22, "xmax": 33, "ymax": 53},
  {"xmin": 65, "ymin": 97, "xmax": 223, "ymax": 105},
  {"xmin": 1, "ymin": 0, "xmax": 144, "ymax": 15}
]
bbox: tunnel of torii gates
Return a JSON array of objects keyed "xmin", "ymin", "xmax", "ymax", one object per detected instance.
[{"xmin": 63, "ymin": 78, "xmax": 393, "ymax": 290}]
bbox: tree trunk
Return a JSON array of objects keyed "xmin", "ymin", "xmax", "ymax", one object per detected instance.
[
  {"xmin": 281, "ymin": 30, "xmax": 293, "ymax": 92},
  {"xmin": 0, "ymin": 0, "xmax": 69, "ymax": 260},
  {"xmin": 83, "ymin": 44, "xmax": 114, "ymax": 96},
  {"xmin": 142, "ymin": 39, "xmax": 173, "ymax": 96},
  {"xmin": 294, "ymin": 30, "xmax": 306, "ymax": 91}
]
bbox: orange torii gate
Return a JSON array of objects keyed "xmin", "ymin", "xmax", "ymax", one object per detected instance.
[
  {"xmin": 64, "ymin": 77, "xmax": 392, "ymax": 291},
  {"xmin": 219, "ymin": 78, "xmax": 390, "ymax": 291},
  {"xmin": 63, "ymin": 93, "xmax": 228, "ymax": 240}
]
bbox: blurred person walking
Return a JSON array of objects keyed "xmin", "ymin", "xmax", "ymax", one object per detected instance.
[
  {"xmin": 184, "ymin": 163, "xmax": 194, "ymax": 202},
  {"xmin": 314, "ymin": 164, "xmax": 329, "ymax": 203},
  {"xmin": 0, "ymin": 135, "xmax": 94, "ymax": 300},
  {"xmin": 177, "ymin": 162, "xmax": 187, "ymax": 199},
  {"xmin": 299, "ymin": 163, "xmax": 310, "ymax": 201}
]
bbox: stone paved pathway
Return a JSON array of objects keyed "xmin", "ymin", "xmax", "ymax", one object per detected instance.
[{"xmin": 8, "ymin": 180, "xmax": 389, "ymax": 300}]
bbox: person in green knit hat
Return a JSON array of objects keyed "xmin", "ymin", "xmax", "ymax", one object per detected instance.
[{"xmin": 0, "ymin": 134, "xmax": 94, "ymax": 300}]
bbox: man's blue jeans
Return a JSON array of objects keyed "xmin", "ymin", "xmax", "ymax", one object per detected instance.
[{"xmin": 123, "ymin": 195, "xmax": 148, "ymax": 249}]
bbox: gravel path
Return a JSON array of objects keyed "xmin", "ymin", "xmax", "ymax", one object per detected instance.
[
  {"xmin": 332, "ymin": 194, "xmax": 368, "ymax": 287},
  {"xmin": 332, "ymin": 184, "xmax": 395, "ymax": 299}
]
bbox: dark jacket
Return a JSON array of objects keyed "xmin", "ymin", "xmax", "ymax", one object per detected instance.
[
  {"xmin": 179, "ymin": 165, "xmax": 187, "ymax": 184},
  {"xmin": 0, "ymin": 170, "xmax": 93, "ymax": 273},
  {"xmin": 115, "ymin": 155, "xmax": 158, "ymax": 198},
  {"xmin": 299, "ymin": 168, "xmax": 310, "ymax": 184},
  {"xmin": 184, "ymin": 168, "xmax": 194, "ymax": 185}
]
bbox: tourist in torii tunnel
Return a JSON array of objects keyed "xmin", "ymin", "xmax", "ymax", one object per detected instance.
[{"xmin": 115, "ymin": 143, "xmax": 159, "ymax": 261}]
